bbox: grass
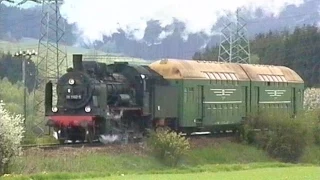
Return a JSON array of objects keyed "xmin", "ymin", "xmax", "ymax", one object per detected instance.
[
  {"xmin": 300, "ymin": 146, "xmax": 320, "ymax": 164},
  {"xmin": 186, "ymin": 141, "xmax": 273, "ymax": 165},
  {"xmin": 2, "ymin": 138, "xmax": 319, "ymax": 180},
  {"xmin": 9, "ymin": 140, "xmax": 275, "ymax": 175},
  {"xmin": 3, "ymin": 163, "xmax": 319, "ymax": 180},
  {"xmin": 83, "ymin": 166, "xmax": 320, "ymax": 180}
]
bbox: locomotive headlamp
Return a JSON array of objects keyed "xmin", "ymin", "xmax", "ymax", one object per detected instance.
[
  {"xmin": 68, "ymin": 78, "xmax": 75, "ymax": 85},
  {"xmin": 52, "ymin": 107, "xmax": 58, "ymax": 112},
  {"xmin": 84, "ymin": 106, "xmax": 91, "ymax": 113}
]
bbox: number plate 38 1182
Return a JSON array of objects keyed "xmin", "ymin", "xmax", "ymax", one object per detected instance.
[{"xmin": 66, "ymin": 95, "xmax": 82, "ymax": 99}]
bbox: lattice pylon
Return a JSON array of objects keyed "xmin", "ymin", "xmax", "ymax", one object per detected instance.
[
  {"xmin": 218, "ymin": 8, "xmax": 251, "ymax": 64},
  {"xmin": 31, "ymin": 0, "xmax": 67, "ymax": 136}
]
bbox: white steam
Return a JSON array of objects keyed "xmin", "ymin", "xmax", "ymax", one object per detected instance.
[{"xmin": 60, "ymin": 0, "xmax": 305, "ymax": 42}]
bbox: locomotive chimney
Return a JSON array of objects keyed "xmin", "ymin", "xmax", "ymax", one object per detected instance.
[{"xmin": 73, "ymin": 54, "xmax": 84, "ymax": 71}]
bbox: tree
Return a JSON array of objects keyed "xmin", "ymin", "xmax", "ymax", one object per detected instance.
[
  {"xmin": 0, "ymin": 100, "xmax": 25, "ymax": 175},
  {"xmin": 0, "ymin": 52, "xmax": 37, "ymax": 92}
]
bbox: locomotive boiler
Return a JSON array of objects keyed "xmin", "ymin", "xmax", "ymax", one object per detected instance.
[{"xmin": 44, "ymin": 54, "xmax": 166, "ymax": 144}]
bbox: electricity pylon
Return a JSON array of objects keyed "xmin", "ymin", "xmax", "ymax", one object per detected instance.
[
  {"xmin": 31, "ymin": 0, "xmax": 68, "ymax": 136},
  {"xmin": 218, "ymin": 8, "xmax": 251, "ymax": 64}
]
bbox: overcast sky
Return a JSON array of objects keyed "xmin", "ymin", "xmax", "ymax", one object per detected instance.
[{"xmin": 10, "ymin": 0, "xmax": 307, "ymax": 42}]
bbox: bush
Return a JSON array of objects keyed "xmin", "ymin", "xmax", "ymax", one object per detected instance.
[
  {"xmin": 240, "ymin": 111, "xmax": 311, "ymax": 163},
  {"xmin": 307, "ymin": 109, "xmax": 320, "ymax": 146},
  {"xmin": 314, "ymin": 122, "xmax": 320, "ymax": 146},
  {"xmin": 147, "ymin": 127, "xmax": 190, "ymax": 167},
  {"xmin": 303, "ymin": 88, "xmax": 320, "ymax": 146},
  {"xmin": 0, "ymin": 100, "xmax": 25, "ymax": 175}
]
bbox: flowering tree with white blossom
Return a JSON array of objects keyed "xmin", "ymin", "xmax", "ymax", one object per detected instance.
[
  {"xmin": 304, "ymin": 88, "xmax": 320, "ymax": 111},
  {"xmin": 0, "ymin": 100, "xmax": 25, "ymax": 175}
]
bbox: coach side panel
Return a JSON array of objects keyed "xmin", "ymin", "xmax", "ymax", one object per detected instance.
[
  {"xmin": 250, "ymin": 81, "xmax": 304, "ymax": 117},
  {"xmin": 180, "ymin": 79, "xmax": 250, "ymax": 127}
]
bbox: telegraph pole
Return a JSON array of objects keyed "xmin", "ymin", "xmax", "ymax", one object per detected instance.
[
  {"xmin": 13, "ymin": 49, "xmax": 38, "ymax": 125},
  {"xmin": 218, "ymin": 8, "xmax": 251, "ymax": 64}
]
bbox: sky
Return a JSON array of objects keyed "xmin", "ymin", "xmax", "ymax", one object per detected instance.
[{"xmin": 12, "ymin": 0, "xmax": 307, "ymax": 42}]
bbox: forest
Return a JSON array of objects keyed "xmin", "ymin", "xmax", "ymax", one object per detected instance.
[{"xmin": 193, "ymin": 24, "xmax": 320, "ymax": 87}]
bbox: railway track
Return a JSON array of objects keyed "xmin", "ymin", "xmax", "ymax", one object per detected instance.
[
  {"xmin": 21, "ymin": 142, "xmax": 104, "ymax": 150},
  {"xmin": 20, "ymin": 140, "xmax": 137, "ymax": 150},
  {"xmin": 20, "ymin": 131, "xmax": 238, "ymax": 150}
]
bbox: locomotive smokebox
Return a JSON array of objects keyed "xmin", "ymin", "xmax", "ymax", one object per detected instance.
[{"xmin": 73, "ymin": 54, "xmax": 84, "ymax": 71}]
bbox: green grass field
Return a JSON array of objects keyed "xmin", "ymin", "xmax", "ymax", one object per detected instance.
[
  {"xmin": 3, "ymin": 164, "xmax": 320, "ymax": 180},
  {"xmin": 84, "ymin": 166, "xmax": 320, "ymax": 180},
  {"xmin": 2, "ymin": 138, "xmax": 320, "ymax": 180}
]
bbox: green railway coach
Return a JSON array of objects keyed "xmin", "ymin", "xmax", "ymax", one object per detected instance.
[{"xmin": 148, "ymin": 59, "xmax": 304, "ymax": 133}]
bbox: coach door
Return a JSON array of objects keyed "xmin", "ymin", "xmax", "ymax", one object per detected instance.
[
  {"xmin": 292, "ymin": 88, "xmax": 297, "ymax": 116},
  {"xmin": 197, "ymin": 85, "xmax": 204, "ymax": 126},
  {"xmin": 154, "ymin": 86, "xmax": 179, "ymax": 118},
  {"xmin": 242, "ymin": 86, "xmax": 248, "ymax": 117}
]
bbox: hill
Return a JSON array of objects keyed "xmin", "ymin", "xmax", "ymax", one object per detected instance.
[
  {"xmin": 0, "ymin": 38, "xmax": 151, "ymax": 67},
  {"xmin": 1, "ymin": 0, "xmax": 320, "ymax": 60}
]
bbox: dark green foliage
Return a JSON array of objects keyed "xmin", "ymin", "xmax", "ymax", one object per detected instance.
[
  {"xmin": 240, "ymin": 111, "xmax": 311, "ymax": 163},
  {"xmin": 147, "ymin": 127, "xmax": 190, "ymax": 167},
  {"xmin": 314, "ymin": 124, "xmax": 320, "ymax": 145},
  {"xmin": 192, "ymin": 44, "xmax": 219, "ymax": 60},
  {"xmin": 193, "ymin": 24, "xmax": 320, "ymax": 87},
  {"xmin": 0, "ymin": 52, "xmax": 37, "ymax": 92},
  {"xmin": 310, "ymin": 110, "xmax": 320, "ymax": 146}
]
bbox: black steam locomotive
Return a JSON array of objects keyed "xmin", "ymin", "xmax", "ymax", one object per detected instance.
[{"xmin": 45, "ymin": 54, "xmax": 167, "ymax": 144}]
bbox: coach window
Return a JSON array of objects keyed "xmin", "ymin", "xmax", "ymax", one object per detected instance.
[
  {"xmin": 184, "ymin": 88, "xmax": 188, "ymax": 103},
  {"xmin": 189, "ymin": 87, "xmax": 194, "ymax": 101},
  {"xmin": 219, "ymin": 73, "xmax": 227, "ymax": 85},
  {"xmin": 224, "ymin": 73, "xmax": 232, "ymax": 86},
  {"xmin": 230, "ymin": 73, "xmax": 238, "ymax": 86},
  {"xmin": 184, "ymin": 87, "xmax": 194, "ymax": 103},
  {"xmin": 213, "ymin": 73, "xmax": 220, "ymax": 84}
]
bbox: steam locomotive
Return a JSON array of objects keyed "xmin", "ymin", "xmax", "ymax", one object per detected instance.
[
  {"xmin": 44, "ymin": 54, "xmax": 305, "ymax": 144},
  {"xmin": 45, "ymin": 54, "xmax": 167, "ymax": 144}
]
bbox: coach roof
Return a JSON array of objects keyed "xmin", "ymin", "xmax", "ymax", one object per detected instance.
[
  {"xmin": 148, "ymin": 59, "xmax": 304, "ymax": 83},
  {"xmin": 239, "ymin": 63, "xmax": 304, "ymax": 83},
  {"xmin": 149, "ymin": 59, "xmax": 249, "ymax": 81}
]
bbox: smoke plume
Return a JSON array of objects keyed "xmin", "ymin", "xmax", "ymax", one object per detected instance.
[{"xmin": 60, "ymin": 0, "xmax": 305, "ymax": 42}]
